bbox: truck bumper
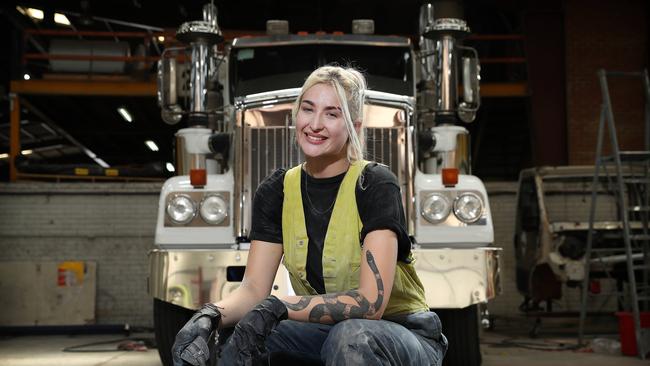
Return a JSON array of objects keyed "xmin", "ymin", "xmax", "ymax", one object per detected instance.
[
  {"xmin": 411, "ymin": 247, "xmax": 501, "ymax": 308},
  {"xmin": 149, "ymin": 247, "xmax": 500, "ymax": 310}
]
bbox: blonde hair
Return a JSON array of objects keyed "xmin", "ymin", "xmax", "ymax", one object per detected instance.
[{"xmin": 292, "ymin": 65, "xmax": 366, "ymax": 162}]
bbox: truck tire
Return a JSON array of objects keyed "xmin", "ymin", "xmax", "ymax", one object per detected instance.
[
  {"xmin": 437, "ymin": 305, "xmax": 481, "ymax": 366},
  {"xmin": 154, "ymin": 298, "xmax": 194, "ymax": 366}
]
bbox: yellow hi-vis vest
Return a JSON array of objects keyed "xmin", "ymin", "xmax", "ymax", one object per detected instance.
[{"xmin": 282, "ymin": 160, "xmax": 429, "ymax": 316}]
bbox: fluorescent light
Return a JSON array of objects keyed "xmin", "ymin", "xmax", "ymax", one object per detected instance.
[
  {"xmin": 21, "ymin": 149, "xmax": 33, "ymax": 155},
  {"xmin": 0, "ymin": 153, "xmax": 8, "ymax": 159},
  {"xmin": 117, "ymin": 107, "xmax": 133, "ymax": 123},
  {"xmin": 166, "ymin": 162, "xmax": 175, "ymax": 172},
  {"xmin": 23, "ymin": 73, "xmax": 30, "ymax": 80},
  {"xmin": 80, "ymin": 146, "xmax": 110, "ymax": 168},
  {"xmin": 54, "ymin": 13, "xmax": 71, "ymax": 26},
  {"xmin": 26, "ymin": 8, "xmax": 44, "ymax": 21},
  {"xmin": 157, "ymin": 36, "xmax": 165, "ymax": 42},
  {"xmin": 94, "ymin": 158, "xmax": 110, "ymax": 168},
  {"xmin": 145, "ymin": 140, "xmax": 159, "ymax": 152}
]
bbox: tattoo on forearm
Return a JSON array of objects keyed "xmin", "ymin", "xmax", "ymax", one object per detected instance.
[
  {"xmin": 281, "ymin": 250, "xmax": 384, "ymax": 323},
  {"xmin": 283, "ymin": 297, "xmax": 312, "ymax": 311}
]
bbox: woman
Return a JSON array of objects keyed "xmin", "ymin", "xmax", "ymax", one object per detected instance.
[{"xmin": 172, "ymin": 66, "xmax": 447, "ymax": 366}]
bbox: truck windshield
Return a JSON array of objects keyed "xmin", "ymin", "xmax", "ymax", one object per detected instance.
[{"xmin": 230, "ymin": 44, "xmax": 413, "ymax": 100}]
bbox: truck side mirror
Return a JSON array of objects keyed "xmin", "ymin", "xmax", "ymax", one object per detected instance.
[
  {"xmin": 157, "ymin": 57, "xmax": 183, "ymax": 125},
  {"xmin": 458, "ymin": 47, "xmax": 481, "ymax": 123}
]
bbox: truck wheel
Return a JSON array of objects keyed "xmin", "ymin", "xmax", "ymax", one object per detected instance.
[
  {"xmin": 437, "ymin": 304, "xmax": 481, "ymax": 366},
  {"xmin": 154, "ymin": 298, "xmax": 194, "ymax": 366}
]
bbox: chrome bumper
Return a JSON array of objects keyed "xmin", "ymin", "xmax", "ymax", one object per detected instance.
[
  {"xmin": 149, "ymin": 247, "xmax": 500, "ymax": 310},
  {"xmin": 148, "ymin": 248, "xmax": 292, "ymax": 310},
  {"xmin": 411, "ymin": 247, "xmax": 501, "ymax": 308}
]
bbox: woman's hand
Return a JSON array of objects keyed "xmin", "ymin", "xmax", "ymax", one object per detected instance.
[
  {"xmin": 172, "ymin": 240, "xmax": 284, "ymax": 365},
  {"xmin": 172, "ymin": 303, "xmax": 221, "ymax": 366},
  {"xmin": 219, "ymin": 296, "xmax": 288, "ymax": 365}
]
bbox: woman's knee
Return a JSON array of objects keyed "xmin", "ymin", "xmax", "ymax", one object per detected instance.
[
  {"xmin": 322, "ymin": 320, "xmax": 387, "ymax": 360},
  {"xmin": 327, "ymin": 319, "xmax": 378, "ymax": 345},
  {"xmin": 322, "ymin": 319, "xmax": 433, "ymax": 365}
]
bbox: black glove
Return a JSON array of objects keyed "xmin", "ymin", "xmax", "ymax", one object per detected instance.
[
  {"xmin": 220, "ymin": 295, "xmax": 288, "ymax": 366},
  {"xmin": 172, "ymin": 303, "xmax": 222, "ymax": 366}
]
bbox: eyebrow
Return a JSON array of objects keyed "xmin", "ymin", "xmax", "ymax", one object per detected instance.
[{"xmin": 301, "ymin": 99, "xmax": 342, "ymax": 112}]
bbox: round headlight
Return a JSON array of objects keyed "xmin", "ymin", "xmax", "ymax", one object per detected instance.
[
  {"xmin": 421, "ymin": 194, "xmax": 451, "ymax": 224},
  {"xmin": 200, "ymin": 195, "xmax": 228, "ymax": 225},
  {"xmin": 166, "ymin": 194, "xmax": 196, "ymax": 224},
  {"xmin": 453, "ymin": 193, "xmax": 483, "ymax": 223}
]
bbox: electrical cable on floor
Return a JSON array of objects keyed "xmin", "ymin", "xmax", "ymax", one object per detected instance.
[
  {"xmin": 481, "ymin": 338, "xmax": 582, "ymax": 351},
  {"xmin": 62, "ymin": 337, "xmax": 156, "ymax": 353}
]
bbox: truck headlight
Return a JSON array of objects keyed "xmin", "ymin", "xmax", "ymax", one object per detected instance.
[
  {"xmin": 166, "ymin": 194, "xmax": 196, "ymax": 224},
  {"xmin": 453, "ymin": 193, "xmax": 483, "ymax": 223},
  {"xmin": 421, "ymin": 193, "xmax": 451, "ymax": 224},
  {"xmin": 200, "ymin": 195, "xmax": 228, "ymax": 225}
]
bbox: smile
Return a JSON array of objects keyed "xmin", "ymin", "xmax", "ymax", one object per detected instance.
[{"xmin": 305, "ymin": 133, "xmax": 327, "ymax": 144}]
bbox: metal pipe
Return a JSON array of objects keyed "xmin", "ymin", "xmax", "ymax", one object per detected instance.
[
  {"xmin": 190, "ymin": 43, "xmax": 209, "ymax": 114},
  {"xmin": 24, "ymin": 29, "xmax": 161, "ymax": 38},
  {"xmin": 60, "ymin": 11, "xmax": 164, "ymax": 32},
  {"xmin": 203, "ymin": 3, "xmax": 218, "ymax": 28},
  {"xmin": 437, "ymin": 35, "xmax": 457, "ymax": 116}
]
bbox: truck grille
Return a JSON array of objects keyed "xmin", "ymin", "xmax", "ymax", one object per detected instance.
[
  {"xmin": 249, "ymin": 126, "xmax": 404, "ymax": 197},
  {"xmin": 366, "ymin": 127, "xmax": 401, "ymax": 173},
  {"xmin": 250, "ymin": 127, "xmax": 304, "ymax": 195}
]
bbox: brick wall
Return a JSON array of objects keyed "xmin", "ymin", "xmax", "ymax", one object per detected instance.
[
  {"xmin": 483, "ymin": 182, "xmax": 520, "ymax": 316},
  {"xmin": 1, "ymin": 181, "xmax": 603, "ymax": 322},
  {"xmin": 565, "ymin": 0, "xmax": 648, "ymax": 165},
  {"xmin": 0, "ymin": 182, "xmax": 161, "ymax": 327}
]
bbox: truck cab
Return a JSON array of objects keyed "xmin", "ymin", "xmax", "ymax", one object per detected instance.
[{"xmin": 150, "ymin": 4, "xmax": 500, "ymax": 365}]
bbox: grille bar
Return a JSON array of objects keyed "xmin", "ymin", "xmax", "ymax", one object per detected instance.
[
  {"xmin": 250, "ymin": 127, "xmax": 304, "ymax": 196},
  {"xmin": 366, "ymin": 127, "xmax": 401, "ymax": 176},
  {"xmin": 249, "ymin": 126, "xmax": 403, "ymax": 198}
]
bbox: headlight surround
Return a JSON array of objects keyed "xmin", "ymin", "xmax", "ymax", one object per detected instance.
[
  {"xmin": 421, "ymin": 193, "xmax": 451, "ymax": 224},
  {"xmin": 200, "ymin": 194, "xmax": 228, "ymax": 225},
  {"xmin": 166, "ymin": 194, "xmax": 196, "ymax": 224},
  {"xmin": 453, "ymin": 192, "xmax": 484, "ymax": 223}
]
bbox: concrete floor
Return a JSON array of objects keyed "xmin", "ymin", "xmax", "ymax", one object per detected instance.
[{"xmin": 0, "ymin": 329, "xmax": 647, "ymax": 366}]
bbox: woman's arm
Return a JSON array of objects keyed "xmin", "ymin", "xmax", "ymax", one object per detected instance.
[
  {"xmin": 279, "ymin": 229, "xmax": 398, "ymax": 323},
  {"xmin": 215, "ymin": 240, "xmax": 284, "ymax": 328}
]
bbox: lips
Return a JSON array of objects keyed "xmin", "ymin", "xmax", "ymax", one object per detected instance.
[{"xmin": 305, "ymin": 133, "xmax": 327, "ymax": 144}]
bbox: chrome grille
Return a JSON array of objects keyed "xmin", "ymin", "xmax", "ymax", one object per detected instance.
[
  {"xmin": 250, "ymin": 127, "xmax": 304, "ymax": 197},
  {"xmin": 365, "ymin": 127, "xmax": 402, "ymax": 177},
  {"xmin": 249, "ymin": 126, "xmax": 403, "ymax": 197}
]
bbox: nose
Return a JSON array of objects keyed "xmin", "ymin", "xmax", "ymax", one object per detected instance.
[{"xmin": 308, "ymin": 112, "xmax": 324, "ymax": 131}]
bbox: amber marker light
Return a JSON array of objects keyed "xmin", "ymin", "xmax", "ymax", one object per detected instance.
[
  {"xmin": 442, "ymin": 168, "xmax": 459, "ymax": 187},
  {"xmin": 190, "ymin": 169, "xmax": 207, "ymax": 187}
]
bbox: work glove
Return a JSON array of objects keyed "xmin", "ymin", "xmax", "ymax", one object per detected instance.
[
  {"xmin": 219, "ymin": 295, "xmax": 288, "ymax": 366},
  {"xmin": 172, "ymin": 303, "xmax": 222, "ymax": 366}
]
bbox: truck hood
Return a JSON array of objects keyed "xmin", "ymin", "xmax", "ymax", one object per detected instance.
[{"xmin": 235, "ymin": 88, "xmax": 415, "ymax": 110}]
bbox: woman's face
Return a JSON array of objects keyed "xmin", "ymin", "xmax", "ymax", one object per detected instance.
[{"xmin": 295, "ymin": 83, "xmax": 349, "ymax": 161}]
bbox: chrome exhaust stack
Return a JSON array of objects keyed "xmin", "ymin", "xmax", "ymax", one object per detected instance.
[
  {"xmin": 418, "ymin": 1, "xmax": 480, "ymax": 174},
  {"xmin": 176, "ymin": 3, "xmax": 223, "ymax": 126},
  {"xmin": 156, "ymin": 4, "xmax": 227, "ymax": 182}
]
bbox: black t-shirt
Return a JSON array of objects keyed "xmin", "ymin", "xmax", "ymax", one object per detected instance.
[{"xmin": 249, "ymin": 162, "xmax": 412, "ymax": 294}]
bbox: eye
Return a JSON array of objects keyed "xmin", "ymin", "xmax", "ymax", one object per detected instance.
[{"xmin": 301, "ymin": 105, "xmax": 313, "ymax": 113}]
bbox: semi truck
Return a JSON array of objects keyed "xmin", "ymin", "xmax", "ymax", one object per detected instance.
[{"xmin": 149, "ymin": 2, "xmax": 500, "ymax": 365}]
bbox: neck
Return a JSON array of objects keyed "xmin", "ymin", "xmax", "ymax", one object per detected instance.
[{"xmin": 304, "ymin": 156, "xmax": 350, "ymax": 178}]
